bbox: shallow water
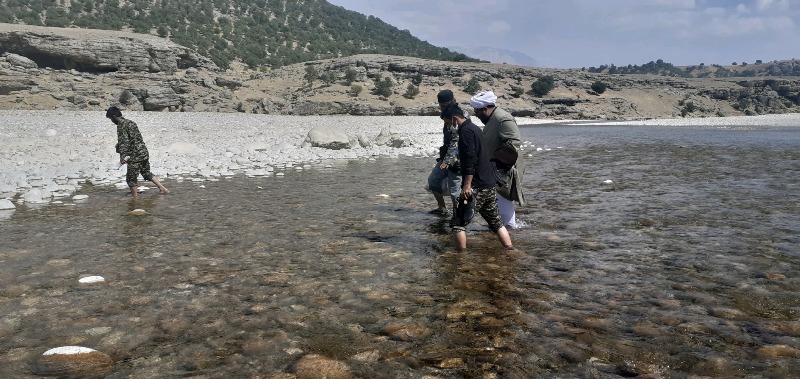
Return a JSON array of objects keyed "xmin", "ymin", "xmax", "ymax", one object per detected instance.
[{"xmin": 1, "ymin": 124, "xmax": 799, "ymax": 378}]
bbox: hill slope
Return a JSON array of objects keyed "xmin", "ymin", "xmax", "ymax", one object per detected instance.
[{"xmin": 0, "ymin": 0, "xmax": 478, "ymax": 69}]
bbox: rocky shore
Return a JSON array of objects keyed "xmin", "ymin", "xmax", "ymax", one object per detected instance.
[{"xmin": 1, "ymin": 110, "xmax": 798, "ymax": 212}]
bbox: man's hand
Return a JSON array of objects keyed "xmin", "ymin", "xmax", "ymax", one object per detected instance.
[{"xmin": 439, "ymin": 162, "xmax": 448, "ymax": 170}]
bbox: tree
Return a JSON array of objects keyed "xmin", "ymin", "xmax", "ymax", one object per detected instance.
[
  {"xmin": 304, "ymin": 65, "xmax": 319, "ymax": 87},
  {"xmin": 320, "ymin": 71, "xmax": 336, "ymax": 86},
  {"xmin": 350, "ymin": 84, "xmax": 363, "ymax": 97},
  {"xmin": 411, "ymin": 71, "xmax": 423, "ymax": 85},
  {"xmin": 464, "ymin": 76, "xmax": 481, "ymax": 94},
  {"xmin": 372, "ymin": 75, "xmax": 393, "ymax": 97},
  {"xmin": 510, "ymin": 86, "xmax": 524, "ymax": 98},
  {"xmin": 591, "ymin": 81, "xmax": 607, "ymax": 94},
  {"xmin": 403, "ymin": 83, "xmax": 419, "ymax": 99},
  {"xmin": 530, "ymin": 75, "xmax": 555, "ymax": 97},
  {"xmin": 344, "ymin": 67, "xmax": 358, "ymax": 85}
]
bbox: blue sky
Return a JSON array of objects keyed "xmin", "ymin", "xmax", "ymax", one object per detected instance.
[{"xmin": 327, "ymin": 0, "xmax": 800, "ymax": 68}]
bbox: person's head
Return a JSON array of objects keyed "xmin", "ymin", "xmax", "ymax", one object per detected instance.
[
  {"xmin": 105, "ymin": 106, "xmax": 123, "ymax": 124},
  {"xmin": 441, "ymin": 103, "xmax": 466, "ymax": 125},
  {"xmin": 437, "ymin": 89, "xmax": 456, "ymax": 110},
  {"xmin": 469, "ymin": 91, "xmax": 497, "ymax": 124}
]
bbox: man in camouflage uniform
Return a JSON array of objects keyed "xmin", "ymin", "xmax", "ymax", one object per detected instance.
[
  {"xmin": 106, "ymin": 106, "xmax": 169, "ymax": 199},
  {"xmin": 425, "ymin": 89, "xmax": 462, "ymax": 216},
  {"xmin": 441, "ymin": 103, "xmax": 513, "ymax": 252}
]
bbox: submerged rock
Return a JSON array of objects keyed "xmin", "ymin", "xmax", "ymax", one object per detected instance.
[
  {"xmin": 295, "ymin": 354, "xmax": 351, "ymax": 379},
  {"xmin": 33, "ymin": 346, "xmax": 113, "ymax": 378},
  {"xmin": 128, "ymin": 209, "xmax": 148, "ymax": 216}
]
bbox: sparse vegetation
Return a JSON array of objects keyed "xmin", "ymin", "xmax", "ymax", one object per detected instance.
[{"xmin": 350, "ymin": 84, "xmax": 363, "ymax": 97}]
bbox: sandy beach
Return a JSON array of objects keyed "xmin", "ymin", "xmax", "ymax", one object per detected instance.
[{"xmin": 1, "ymin": 110, "xmax": 798, "ymax": 208}]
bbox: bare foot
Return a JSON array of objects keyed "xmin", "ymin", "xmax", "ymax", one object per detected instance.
[{"xmin": 159, "ymin": 188, "xmax": 170, "ymax": 194}]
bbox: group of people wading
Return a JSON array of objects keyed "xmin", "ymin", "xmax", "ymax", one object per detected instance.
[{"xmin": 426, "ymin": 90, "xmax": 524, "ymax": 252}]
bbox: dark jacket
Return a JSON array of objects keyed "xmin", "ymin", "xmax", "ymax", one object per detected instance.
[{"xmin": 457, "ymin": 119, "xmax": 494, "ymax": 190}]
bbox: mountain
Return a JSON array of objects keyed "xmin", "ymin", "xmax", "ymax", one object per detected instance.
[
  {"xmin": 0, "ymin": 0, "xmax": 479, "ymax": 69},
  {"xmin": 449, "ymin": 45, "xmax": 539, "ymax": 67}
]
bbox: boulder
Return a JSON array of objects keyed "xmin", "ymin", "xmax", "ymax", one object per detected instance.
[
  {"xmin": 3, "ymin": 52, "xmax": 37, "ymax": 68},
  {"xmin": 303, "ymin": 126, "xmax": 352, "ymax": 150}
]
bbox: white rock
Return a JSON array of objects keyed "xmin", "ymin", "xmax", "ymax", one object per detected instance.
[
  {"xmin": 72, "ymin": 195, "xmax": 89, "ymax": 201},
  {"xmin": 0, "ymin": 199, "xmax": 14, "ymax": 210},
  {"xmin": 23, "ymin": 188, "xmax": 48, "ymax": 203},
  {"xmin": 604, "ymin": 180, "xmax": 614, "ymax": 184},
  {"xmin": 79, "ymin": 276, "xmax": 105, "ymax": 284},
  {"xmin": 43, "ymin": 346, "xmax": 97, "ymax": 355},
  {"xmin": 45, "ymin": 129, "xmax": 57, "ymax": 137}
]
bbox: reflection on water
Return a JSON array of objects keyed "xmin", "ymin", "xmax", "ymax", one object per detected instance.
[{"xmin": 1, "ymin": 125, "xmax": 799, "ymax": 378}]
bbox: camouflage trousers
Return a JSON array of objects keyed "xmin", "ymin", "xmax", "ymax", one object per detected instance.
[
  {"xmin": 451, "ymin": 187, "xmax": 504, "ymax": 233},
  {"xmin": 126, "ymin": 160, "xmax": 155, "ymax": 187}
]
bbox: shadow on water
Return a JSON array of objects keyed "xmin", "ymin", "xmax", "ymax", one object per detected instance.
[{"xmin": 1, "ymin": 124, "xmax": 800, "ymax": 378}]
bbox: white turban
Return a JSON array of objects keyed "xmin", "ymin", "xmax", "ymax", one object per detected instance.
[{"xmin": 469, "ymin": 91, "xmax": 497, "ymax": 108}]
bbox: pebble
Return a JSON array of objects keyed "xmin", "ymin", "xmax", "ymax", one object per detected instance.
[
  {"xmin": 72, "ymin": 194, "xmax": 89, "ymax": 201},
  {"xmin": 128, "ymin": 209, "xmax": 147, "ymax": 215}
]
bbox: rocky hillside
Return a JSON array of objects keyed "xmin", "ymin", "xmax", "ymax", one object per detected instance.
[{"xmin": 2, "ymin": 24, "xmax": 799, "ymax": 120}]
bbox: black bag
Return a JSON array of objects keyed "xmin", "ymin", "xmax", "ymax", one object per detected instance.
[{"xmin": 490, "ymin": 145, "xmax": 517, "ymax": 187}]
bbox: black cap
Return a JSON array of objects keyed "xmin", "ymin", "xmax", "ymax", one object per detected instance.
[
  {"xmin": 105, "ymin": 106, "xmax": 122, "ymax": 118},
  {"xmin": 437, "ymin": 89, "xmax": 455, "ymax": 104}
]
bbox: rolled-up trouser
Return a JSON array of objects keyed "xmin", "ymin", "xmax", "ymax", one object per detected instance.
[
  {"xmin": 126, "ymin": 159, "xmax": 154, "ymax": 187},
  {"xmin": 451, "ymin": 187, "xmax": 504, "ymax": 233},
  {"xmin": 426, "ymin": 163, "xmax": 462, "ymax": 208}
]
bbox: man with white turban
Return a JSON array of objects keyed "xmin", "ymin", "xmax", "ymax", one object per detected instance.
[{"xmin": 469, "ymin": 91, "xmax": 525, "ymax": 229}]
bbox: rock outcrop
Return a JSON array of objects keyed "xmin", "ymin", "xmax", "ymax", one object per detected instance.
[
  {"xmin": 0, "ymin": 23, "xmax": 217, "ymax": 73},
  {"xmin": 1, "ymin": 24, "xmax": 799, "ymax": 119}
]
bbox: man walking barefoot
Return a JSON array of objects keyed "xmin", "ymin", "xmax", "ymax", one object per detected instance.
[{"xmin": 106, "ymin": 106, "xmax": 169, "ymax": 200}]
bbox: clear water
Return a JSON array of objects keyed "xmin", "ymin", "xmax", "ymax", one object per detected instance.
[{"xmin": 1, "ymin": 124, "xmax": 799, "ymax": 378}]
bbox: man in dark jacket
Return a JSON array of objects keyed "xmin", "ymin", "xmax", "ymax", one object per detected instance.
[{"xmin": 441, "ymin": 104, "xmax": 513, "ymax": 252}]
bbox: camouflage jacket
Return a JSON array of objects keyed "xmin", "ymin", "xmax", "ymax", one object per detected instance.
[
  {"xmin": 441, "ymin": 123, "xmax": 459, "ymax": 168},
  {"xmin": 116, "ymin": 118, "xmax": 149, "ymax": 162}
]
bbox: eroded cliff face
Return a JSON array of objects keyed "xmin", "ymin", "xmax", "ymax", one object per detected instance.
[{"xmin": 1, "ymin": 24, "xmax": 798, "ymax": 119}]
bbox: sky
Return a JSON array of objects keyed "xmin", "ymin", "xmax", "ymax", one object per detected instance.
[{"xmin": 326, "ymin": 0, "xmax": 800, "ymax": 68}]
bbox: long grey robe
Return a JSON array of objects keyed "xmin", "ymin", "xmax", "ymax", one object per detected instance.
[{"xmin": 481, "ymin": 107, "xmax": 525, "ymax": 205}]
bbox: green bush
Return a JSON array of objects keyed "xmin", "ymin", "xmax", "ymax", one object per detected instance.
[
  {"xmin": 464, "ymin": 76, "xmax": 481, "ymax": 95},
  {"xmin": 403, "ymin": 84, "xmax": 419, "ymax": 99},
  {"xmin": 350, "ymin": 84, "xmax": 363, "ymax": 96},
  {"xmin": 372, "ymin": 75, "xmax": 393, "ymax": 97},
  {"xmin": 591, "ymin": 81, "xmax": 607, "ymax": 94},
  {"xmin": 344, "ymin": 67, "xmax": 357, "ymax": 85},
  {"xmin": 530, "ymin": 76, "xmax": 555, "ymax": 97},
  {"xmin": 304, "ymin": 65, "xmax": 319, "ymax": 87}
]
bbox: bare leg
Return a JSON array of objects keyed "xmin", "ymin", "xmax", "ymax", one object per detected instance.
[
  {"xmin": 432, "ymin": 192, "xmax": 447, "ymax": 211},
  {"xmin": 151, "ymin": 176, "xmax": 169, "ymax": 194},
  {"xmin": 128, "ymin": 186, "xmax": 138, "ymax": 200},
  {"xmin": 495, "ymin": 226, "xmax": 514, "ymax": 249},
  {"xmin": 454, "ymin": 231, "xmax": 467, "ymax": 252}
]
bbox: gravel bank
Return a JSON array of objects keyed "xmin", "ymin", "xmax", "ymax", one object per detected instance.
[{"xmin": 1, "ymin": 111, "xmax": 798, "ymax": 208}]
